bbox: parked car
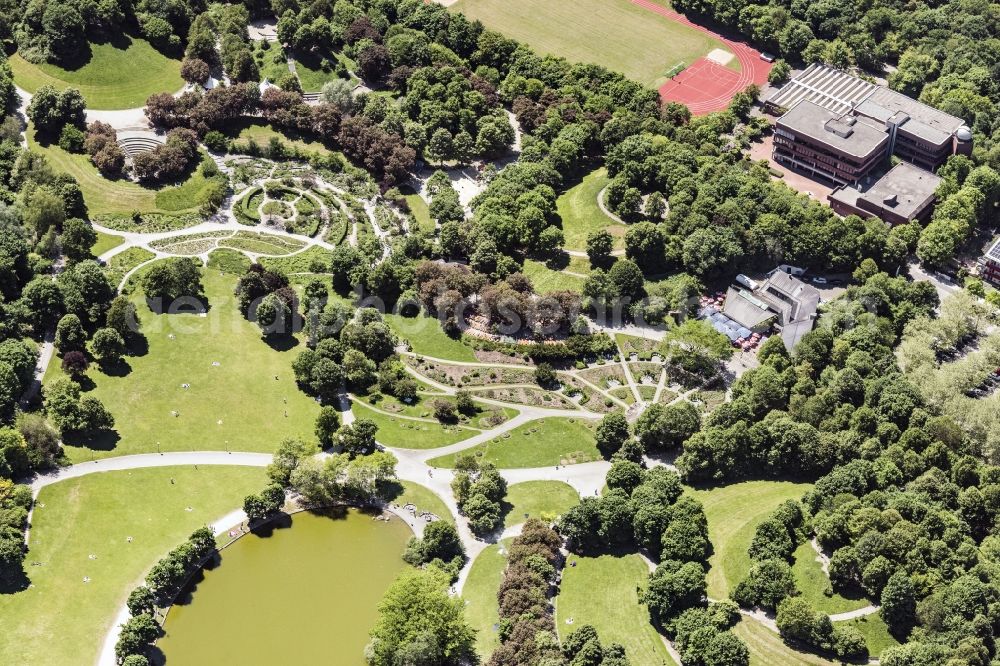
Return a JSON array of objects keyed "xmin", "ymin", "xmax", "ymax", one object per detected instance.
[
  {"xmin": 760, "ymin": 52, "xmax": 775, "ymax": 62},
  {"xmin": 735, "ymin": 274, "xmax": 757, "ymax": 290},
  {"xmin": 811, "ymin": 276, "xmax": 828, "ymax": 285}
]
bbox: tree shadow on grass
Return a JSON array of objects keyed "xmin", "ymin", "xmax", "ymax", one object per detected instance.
[
  {"xmin": 262, "ymin": 333, "xmax": 300, "ymax": 352},
  {"xmin": 378, "ymin": 480, "xmax": 406, "ymax": 503},
  {"xmin": 98, "ymin": 358, "xmax": 132, "ymax": 378},
  {"xmin": 0, "ymin": 568, "xmax": 30, "ymax": 595},
  {"xmin": 62, "ymin": 428, "xmax": 120, "ymax": 452},
  {"xmin": 543, "ymin": 251, "xmax": 571, "ymax": 271},
  {"xmin": 127, "ymin": 334, "xmax": 149, "ymax": 358}
]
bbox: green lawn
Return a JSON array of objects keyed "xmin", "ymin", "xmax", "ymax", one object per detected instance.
[
  {"xmin": 428, "ymin": 417, "xmax": 601, "ymax": 468},
  {"xmin": 462, "ymin": 542, "xmax": 507, "ymax": 658},
  {"xmin": 10, "ymin": 36, "xmax": 183, "ymax": 109},
  {"xmin": 385, "ymin": 313, "xmax": 478, "ymax": 362},
  {"xmin": 400, "ymin": 186, "xmax": 432, "ymax": 233},
  {"xmin": 351, "ymin": 401, "xmax": 480, "ymax": 449},
  {"xmin": 792, "ymin": 541, "xmax": 868, "ymax": 615},
  {"xmin": 523, "ymin": 259, "xmax": 586, "ymax": 294},
  {"xmin": 451, "ymin": 0, "xmax": 734, "ymax": 89},
  {"xmin": 733, "ymin": 617, "xmax": 837, "ymax": 666},
  {"xmin": 43, "ymin": 269, "xmax": 322, "ymax": 461},
  {"xmin": 503, "ymin": 481, "xmax": 579, "ymax": 528},
  {"xmin": 91, "ymin": 231, "xmax": 125, "ymax": 258},
  {"xmin": 383, "ymin": 480, "xmax": 454, "ymax": 523},
  {"xmin": 27, "ymin": 126, "xmax": 214, "ymax": 216},
  {"xmin": 293, "ymin": 53, "xmax": 346, "ymax": 91},
  {"xmin": 226, "ymin": 118, "xmax": 336, "ymax": 157},
  {"xmin": 104, "ymin": 246, "xmax": 156, "ymax": 289},
  {"xmin": 0, "ymin": 466, "xmax": 265, "ymax": 666},
  {"xmin": 556, "ymin": 553, "xmax": 675, "ymax": 665},
  {"xmin": 558, "ymin": 168, "xmax": 625, "ymax": 252},
  {"xmin": 687, "ymin": 480, "xmax": 812, "ymax": 599},
  {"xmin": 837, "ymin": 613, "xmax": 900, "ymax": 658}
]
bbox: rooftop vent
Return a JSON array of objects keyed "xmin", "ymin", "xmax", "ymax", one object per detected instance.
[{"xmin": 824, "ymin": 118, "xmax": 854, "ymax": 138}]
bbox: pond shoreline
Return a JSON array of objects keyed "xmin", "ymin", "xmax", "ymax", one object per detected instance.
[{"xmin": 98, "ymin": 499, "xmax": 419, "ymax": 666}]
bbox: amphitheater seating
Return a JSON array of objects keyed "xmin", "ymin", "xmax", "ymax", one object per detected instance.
[{"xmin": 117, "ymin": 136, "xmax": 164, "ymax": 158}]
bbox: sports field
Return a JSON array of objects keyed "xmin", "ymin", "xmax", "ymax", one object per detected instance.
[
  {"xmin": 10, "ymin": 36, "xmax": 183, "ymax": 109},
  {"xmin": 450, "ymin": 0, "xmax": 735, "ymax": 88}
]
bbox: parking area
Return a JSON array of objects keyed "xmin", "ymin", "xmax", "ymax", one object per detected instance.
[{"xmin": 748, "ymin": 135, "xmax": 835, "ymax": 202}]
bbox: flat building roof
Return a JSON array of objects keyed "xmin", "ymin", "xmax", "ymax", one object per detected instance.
[
  {"xmin": 777, "ymin": 100, "xmax": 888, "ymax": 160},
  {"xmin": 829, "ymin": 162, "xmax": 942, "ymax": 221}
]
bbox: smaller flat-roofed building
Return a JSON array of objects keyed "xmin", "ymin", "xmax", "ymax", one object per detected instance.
[
  {"xmin": 723, "ymin": 270, "xmax": 821, "ymax": 349},
  {"xmin": 828, "ymin": 162, "xmax": 943, "ymax": 224}
]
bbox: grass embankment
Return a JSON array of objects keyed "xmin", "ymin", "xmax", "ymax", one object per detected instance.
[
  {"xmin": 10, "ymin": 35, "xmax": 182, "ymax": 109},
  {"xmin": 428, "ymin": 417, "xmax": 601, "ymax": 468},
  {"xmin": 733, "ymin": 617, "xmax": 837, "ymax": 666},
  {"xmin": 687, "ymin": 480, "xmax": 812, "ymax": 599},
  {"xmin": 27, "ymin": 125, "xmax": 216, "ymax": 217},
  {"xmin": 0, "ymin": 466, "xmax": 265, "ymax": 666},
  {"xmin": 383, "ymin": 480, "xmax": 453, "ymax": 523},
  {"xmin": 837, "ymin": 613, "xmax": 900, "ymax": 659},
  {"xmin": 557, "ymin": 168, "xmax": 625, "ymax": 252},
  {"xmin": 351, "ymin": 401, "xmax": 480, "ymax": 449},
  {"xmin": 556, "ymin": 553, "xmax": 675, "ymax": 665},
  {"xmin": 523, "ymin": 259, "xmax": 587, "ymax": 294},
  {"xmin": 226, "ymin": 118, "xmax": 336, "ymax": 157},
  {"xmin": 791, "ymin": 541, "xmax": 868, "ymax": 615},
  {"xmin": 43, "ymin": 269, "xmax": 321, "ymax": 461},
  {"xmin": 463, "ymin": 542, "xmax": 508, "ymax": 658},
  {"xmin": 384, "ymin": 313, "xmax": 478, "ymax": 362},
  {"xmin": 90, "ymin": 231, "xmax": 125, "ymax": 258},
  {"xmin": 503, "ymin": 481, "xmax": 579, "ymax": 528},
  {"xmin": 450, "ymin": 0, "xmax": 734, "ymax": 88}
]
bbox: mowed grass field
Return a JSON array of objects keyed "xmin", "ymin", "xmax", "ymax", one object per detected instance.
[
  {"xmin": 384, "ymin": 313, "xmax": 479, "ymax": 362},
  {"xmin": 558, "ymin": 169, "xmax": 625, "ymax": 252},
  {"xmin": 837, "ymin": 613, "xmax": 900, "ymax": 658},
  {"xmin": 428, "ymin": 417, "xmax": 601, "ymax": 468},
  {"xmin": 350, "ymin": 401, "xmax": 480, "ymax": 449},
  {"xmin": 10, "ymin": 36, "xmax": 183, "ymax": 109},
  {"xmin": 27, "ymin": 126, "xmax": 212, "ymax": 216},
  {"xmin": 556, "ymin": 553, "xmax": 675, "ymax": 665},
  {"xmin": 225, "ymin": 118, "xmax": 336, "ymax": 156},
  {"xmin": 44, "ymin": 269, "xmax": 322, "ymax": 461},
  {"xmin": 687, "ymin": 480, "xmax": 812, "ymax": 599},
  {"xmin": 523, "ymin": 259, "xmax": 587, "ymax": 294},
  {"xmin": 733, "ymin": 617, "xmax": 838, "ymax": 666},
  {"xmin": 503, "ymin": 480, "xmax": 579, "ymax": 528},
  {"xmin": 791, "ymin": 541, "xmax": 869, "ymax": 615},
  {"xmin": 450, "ymin": 0, "xmax": 734, "ymax": 88},
  {"xmin": 462, "ymin": 541, "xmax": 508, "ymax": 658},
  {"xmin": 0, "ymin": 466, "xmax": 265, "ymax": 666},
  {"xmin": 91, "ymin": 231, "xmax": 125, "ymax": 258}
]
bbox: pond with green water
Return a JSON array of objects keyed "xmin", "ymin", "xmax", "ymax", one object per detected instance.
[{"xmin": 158, "ymin": 508, "xmax": 412, "ymax": 664}]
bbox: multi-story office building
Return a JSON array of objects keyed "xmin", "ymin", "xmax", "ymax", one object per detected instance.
[
  {"xmin": 765, "ymin": 64, "xmax": 971, "ymax": 224},
  {"xmin": 766, "ymin": 64, "xmax": 972, "ymax": 186}
]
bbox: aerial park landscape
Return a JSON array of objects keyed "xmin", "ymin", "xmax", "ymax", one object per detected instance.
[{"xmin": 0, "ymin": 0, "xmax": 998, "ymax": 665}]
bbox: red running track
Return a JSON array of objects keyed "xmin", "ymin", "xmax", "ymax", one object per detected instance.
[{"xmin": 629, "ymin": 0, "xmax": 772, "ymax": 114}]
